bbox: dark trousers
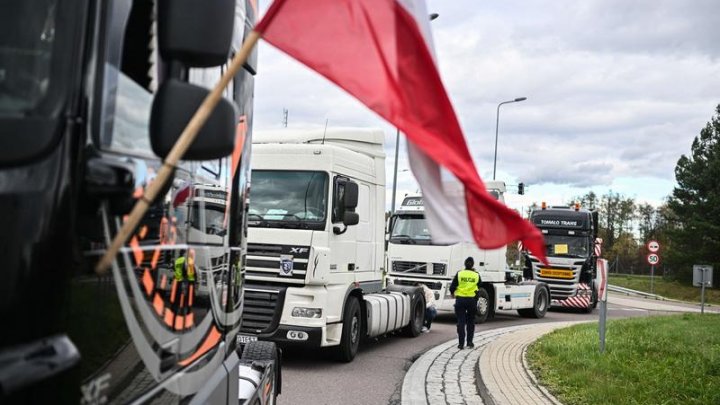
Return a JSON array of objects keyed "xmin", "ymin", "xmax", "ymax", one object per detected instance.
[
  {"xmin": 424, "ymin": 306, "xmax": 437, "ymax": 329},
  {"xmin": 454, "ymin": 297, "xmax": 477, "ymax": 346}
]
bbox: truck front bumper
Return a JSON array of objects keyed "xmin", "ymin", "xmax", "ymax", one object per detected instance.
[{"xmin": 257, "ymin": 325, "xmax": 324, "ymax": 347}]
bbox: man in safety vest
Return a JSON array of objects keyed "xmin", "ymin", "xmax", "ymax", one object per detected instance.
[{"xmin": 449, "ymin": 257, "xmax": 482, "ymax": 349}]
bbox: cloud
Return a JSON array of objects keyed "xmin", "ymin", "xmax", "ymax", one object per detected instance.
[{"xmin": 253, "ymin": 0, "xmax": 720, "ymax": 208}]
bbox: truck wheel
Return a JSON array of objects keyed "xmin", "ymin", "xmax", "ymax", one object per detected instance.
[
  {"xmin": 518, "ymin": 286, "xmax": 549, "ymax": 318},
  {"xmin": 403, "ymin": 290, "xmax": 425, "ymax": 337},
  {"xmin": 474, "ymin": 288, "xmax": 490, "ymax": 324},
  {"xmin": 584, "ymin": 285, "xmax": 598, "ymax": 313},
  {"xmin": 335, "ymin": 296, "xmax": 361, "ymax": 362},
  {"xmin": 241, "ymin": 341, "xmax": 281, "ymax": 402}
]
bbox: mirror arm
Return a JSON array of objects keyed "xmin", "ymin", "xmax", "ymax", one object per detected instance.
[{"xmin": 333, "ymin": 224, "xmax": 348, "ymax": 235}]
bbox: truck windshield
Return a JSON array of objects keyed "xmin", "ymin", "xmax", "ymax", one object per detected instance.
[
  {"xmin": 190, "ymin": 203, "xmax": 227, "ymax": 237},
  {"xmin": 544, "ymin": 235, "xmax": 589, "ymax": 258},
  {"xmin": 0, "ymin": 1, "xmax": 58, "ymax": 114},
  {"xmin": 248, "ymin": 170, "xmax": 328, "ymax": 230},
  {"xmin": 390, "ymin": 215, "xmax": 433, "ymax": 245}
]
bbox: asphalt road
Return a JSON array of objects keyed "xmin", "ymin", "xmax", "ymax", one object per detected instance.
[{"xmin": 277, "ymin": 294, "xmax": 699, "ymax": 405}]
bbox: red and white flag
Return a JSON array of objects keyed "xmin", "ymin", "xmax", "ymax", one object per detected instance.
[{"xmin": 256, "ymin": 0, "xmax": 547, "ymax": 263}]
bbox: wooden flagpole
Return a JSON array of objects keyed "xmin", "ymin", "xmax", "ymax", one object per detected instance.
[{"xmin": 95, "ymin": 31, "xmax": 261, "ymax": 274}]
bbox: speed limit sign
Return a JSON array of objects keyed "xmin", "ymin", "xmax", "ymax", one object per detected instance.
[{"xmin": 647, "ymin": 253, "xmax": 660, "ymax": 266}]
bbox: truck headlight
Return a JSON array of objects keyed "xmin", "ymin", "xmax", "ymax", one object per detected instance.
[
  {"xmin": 578, "ymin": 289, "xmax": 592, "ymax": 297},
  {"xmin": 292, "ymin": 307, "xmax": 323, "ymax": 318}
]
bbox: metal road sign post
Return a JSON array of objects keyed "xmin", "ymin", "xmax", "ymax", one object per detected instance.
[
  {"xmin": 693, "ymin": 265, "xmax": 714, "ymax": 314},
  {"xmin": 646, "ymin": 241, "xmax": 661, "ymax": 296}
]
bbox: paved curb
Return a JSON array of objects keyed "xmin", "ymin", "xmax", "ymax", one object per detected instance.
[
  {"xmin": 401, "ymin": 322, "xmax": 583, "ymax": 405},
  {"xmin": 478, "ymin": 323, "xmax": 583, "ymax": 405}
]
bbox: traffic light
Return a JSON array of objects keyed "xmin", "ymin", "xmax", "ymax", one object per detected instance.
[{"xmin": 518, "ymin": 182, "xmax": 525, "ymax": 195}]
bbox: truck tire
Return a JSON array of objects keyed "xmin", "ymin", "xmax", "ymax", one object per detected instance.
[
  {"xmin": 403, "ymin": 290, "xmax": 425, "ymax": 337},
  {"xmin": 583, "ymin": 285, "xmax": 598, "ymax": 313},
  {"xmin": 335, "ymin": 296, "xmax": 361, "ymax": 362},
  {"xmin": 240, "ymin": 341, "xmax": 281, "ymax": 401},
  {"xmin": 518, "ymin": 285, "xmax": 549, "ymax": 318},
  {"xmin": 474, "ymin": 287, "xmax": 490, "ymax": 324}
]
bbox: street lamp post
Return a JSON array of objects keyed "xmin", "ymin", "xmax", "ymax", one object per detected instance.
[
  {"xmin": 391, "ymin": 127, "xmax": 400, "ymax": 213},
  {"xmin": 493, "ymin": 97, "xmax": 527, "ymax": 180}
]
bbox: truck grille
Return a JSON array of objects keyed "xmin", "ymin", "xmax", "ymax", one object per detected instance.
[
  {"xmin": 241, "ymin": 287, "xmax": 285, "ymax": 334},
  {"xmin": 246, "ymin": 243, "xmax": 310, "ymax": 286},
  {"xmin": 432, "ymin": 263, "xmax": 446, "ymax": 275},
  {"xmin": 531, "ymin": 261, "xmax": 583, "ymax": 299},
  {"xmin": 391, "ymin": 261, "xmax": 446, "ymax": 276}
]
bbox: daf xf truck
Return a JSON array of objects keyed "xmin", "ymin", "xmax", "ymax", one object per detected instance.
[{"xmin": 240, "ymin": 128, "xmax": 426, "ymax": 362}]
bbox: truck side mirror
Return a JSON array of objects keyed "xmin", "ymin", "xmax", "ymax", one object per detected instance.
[
  {"xmin": 150, "ymin": 79, "xmax": 236, "ymax": 160},
  {"xmin": 157, "ymin": 0, "xmax": 235, "ymax": 67},
  {"xmin": 343, "ymin": 212, "xmax": 359, "ymax": 226},
  {"xmin": 591, "ymin": 211, "xmax": 599, "ymax": 238},
  {"xmin": 343, "ymin": 181, "xmax": 358, "ymax": 209}
]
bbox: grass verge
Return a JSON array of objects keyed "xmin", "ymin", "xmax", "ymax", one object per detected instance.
[
  {"xmin": 609, "ymin": 274, "xmax": 720, "ymax": 305},
  {"xmin": 527, "ymin": 314, "xmax": 720, "ymax": 405}
]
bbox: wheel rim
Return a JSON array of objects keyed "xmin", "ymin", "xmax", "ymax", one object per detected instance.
[
  {"xmin": 350, "ymin": 313, "xmax": 359, "ymax": 343},
  {"xmin": 478, "ymin": 296, "xmax": 488, "ymax": 315}
]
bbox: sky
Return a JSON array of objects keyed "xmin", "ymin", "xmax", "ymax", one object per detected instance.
[{"xmin": 252, "ymin": 0, "xmax": 720, "ymax": 215}]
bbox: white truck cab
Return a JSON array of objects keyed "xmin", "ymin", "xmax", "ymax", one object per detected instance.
[
  {"xmin": 241, "ymin": 128, "xmax": 425, "ymax": 361},
  {"xmin": 387, "ymin": 188, "xmax": 549, "ymax": 322}
]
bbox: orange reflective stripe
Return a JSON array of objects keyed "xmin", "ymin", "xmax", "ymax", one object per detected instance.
[
  {"xmin": 185, "ymin": 312, "xmax": 194, "ymax": 329},
  {"xmin": 174, "ymin": 315, "xmax": 185, "ymax": 330},
  {"xmin": 142, "ymin": 268, "xmax": 154, "ymax": 296},
  {"xmin": 151, "ymin": 246, "xmax": 162, "ymax": 269},
  {"xmin": 264, "ymin": 382, "xmax": 271, "ymax": 398},
  {"xmin": 164, "ymin": 309, "xmax": 174, "ymax": 327},
  {"xmin": 160, "ymin": 274, "xmax": 167, "ymax": 290},
  {"xmin": 170, "ymin": 280, "xmax": 177, "ymax": 303},
  {"xmin": 153, "ymin": 293, "xmax": 164, "ymax": 316},
  {"xmin": 130, "ymin": 236, "xmax": 143, "ymax": 266},
  {"xmin": 179, "ymin": 327, "xmax": 222, "ymax": 366},
  {"xmin": 139, "ymin": 225, "xmax": 148, "ymax": 240},
  {"xmin": 188, "ymin": 284, "xmax": 194, "ymax": 307}
]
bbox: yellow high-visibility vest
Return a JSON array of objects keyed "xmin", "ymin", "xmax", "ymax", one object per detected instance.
[
  {"xmin": 455, "ymin": 270, "xmax": 479, "ymax": 297},
  {"xmin": 174, "ymin": 256, "xmax": 196, "ymax": 282}
]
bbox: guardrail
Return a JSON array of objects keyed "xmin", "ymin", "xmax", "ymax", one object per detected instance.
[{"xmin": 607, "ymin": 284, "xmax": 674, "ymax": 301}]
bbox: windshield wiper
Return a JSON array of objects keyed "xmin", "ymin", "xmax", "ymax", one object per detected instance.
[{"xmin": 390, "ymin": 234, "xmax": 416, "ymax": 244}]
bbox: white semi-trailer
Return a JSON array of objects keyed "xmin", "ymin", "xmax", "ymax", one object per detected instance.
[
  {"xmin": 239, "ymin": 128, "xmax": 425, "ymax": 362},
  {"xmin": 386, "ymin": 193, "xmax": 550, "ymax": 323}
]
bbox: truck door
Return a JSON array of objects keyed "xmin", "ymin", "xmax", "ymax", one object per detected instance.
[
  {"xmin": 329, "ymin": 177, "xmax": 359, "ymax": 277},
  {"xmin": 355, "ymin": 183, "xmax": 373, "ymax": 273}
]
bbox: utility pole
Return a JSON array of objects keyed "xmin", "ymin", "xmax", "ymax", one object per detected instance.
[{"xmin": 282, "ymin": 108, "xmax": 288, "ymax": 127}]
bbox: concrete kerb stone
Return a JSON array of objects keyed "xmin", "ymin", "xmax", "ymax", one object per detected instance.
[{"xmin": 402, "ymin": 322, "xmax": 589, "ymax": 405}]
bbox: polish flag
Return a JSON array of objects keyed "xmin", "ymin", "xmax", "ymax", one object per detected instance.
[
  {"xmin": 172, "ymin": 181, "xmax": 192, "ymax": 208},
  {"xmin": 256, "ymin": 0, "xmax": 547, "ymax": 263}
]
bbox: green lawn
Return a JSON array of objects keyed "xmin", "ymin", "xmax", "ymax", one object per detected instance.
[
  {"xmin": 527, "ymin": 314, "xmax": 720, "ymax": 405},
  {"xmin": 609, "ymin": 274, "xmax": 720, "ymax": 305}
]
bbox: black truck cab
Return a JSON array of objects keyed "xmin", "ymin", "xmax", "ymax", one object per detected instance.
[{"xmin": 0, "ymin": 1, "xmax": 277, "ymax": 404}]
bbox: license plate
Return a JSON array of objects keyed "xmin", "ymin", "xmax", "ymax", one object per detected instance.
[
  {"xmin": 540, "ymin": 268, "xmax": 574, "ymax": 279},
  {"xmin": 237, "ymin": 334, "xmax": 258, "ymax": 344}
]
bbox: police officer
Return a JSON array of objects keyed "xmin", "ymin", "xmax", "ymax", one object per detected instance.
[
  {"xmin": 172, "ymin": 249, "xmax": 196, "ymax": 328},
  {"xmin": 449, "ymin": 257, "xmax": 482, "ymax": 349}
]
